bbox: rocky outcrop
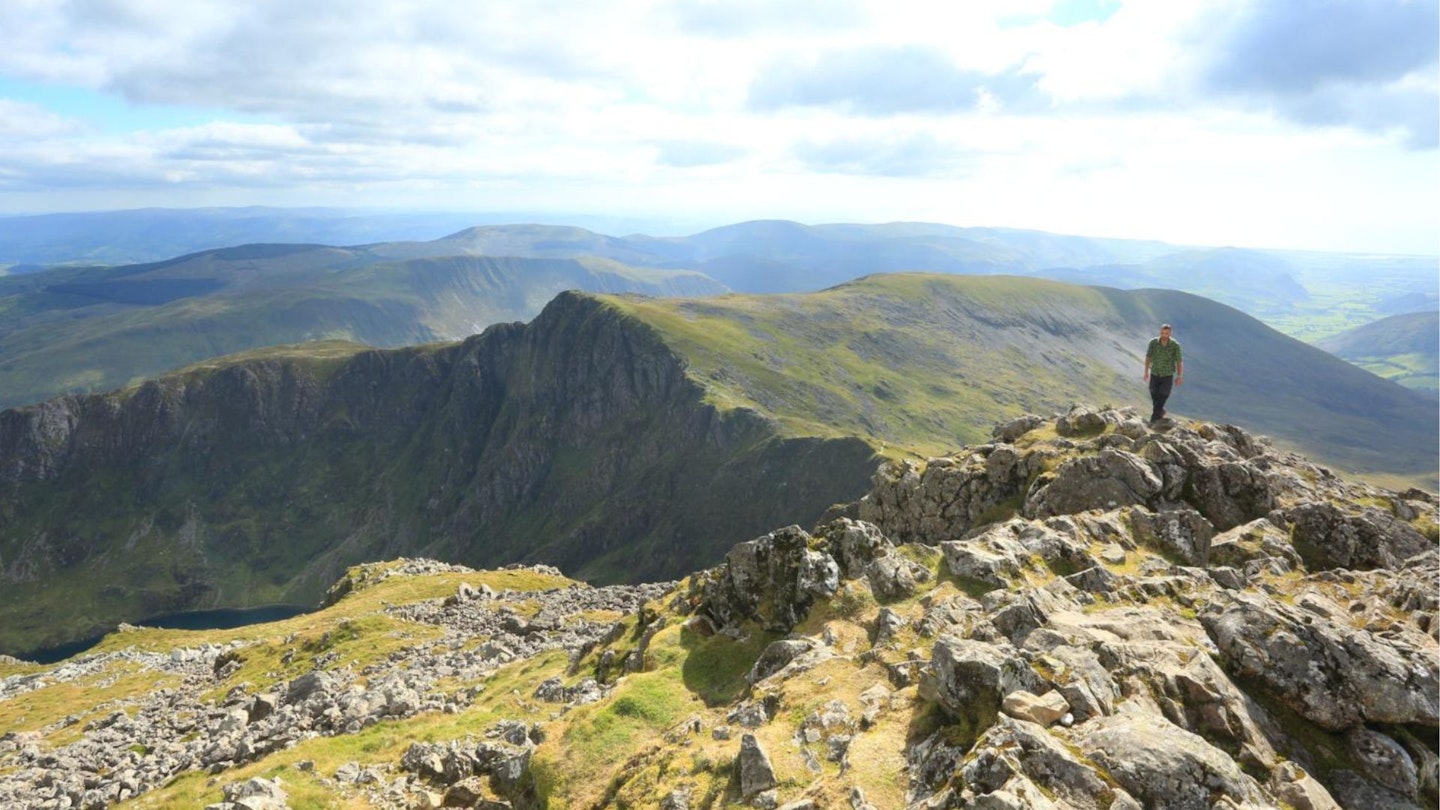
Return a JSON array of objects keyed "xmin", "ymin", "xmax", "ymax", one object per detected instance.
[{"xmin": 698, "ymin": 407, "xmax": 1438, "ymax": 809}]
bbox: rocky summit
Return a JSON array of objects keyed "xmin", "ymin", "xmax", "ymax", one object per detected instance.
[{"xmin": 1, "ymin": 406, "xmax": 1435, "ymax": 809}]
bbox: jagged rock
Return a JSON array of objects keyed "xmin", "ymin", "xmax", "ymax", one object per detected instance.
[
  {"xmin": 1286, "ymin": 502, "xmax": 1433, "ymax": 571},
  {"xmin": 1181, "ymin": 458, "xmax": 1275, "ymax": 531},
  {"xmin": 747, "ymin": 638, "xmax": 834, "ymax": 684},
  {"xmin": 940, "ymin": 532, "xmax": 1025, "ymax": 589},
  {"xmin": 442, "ymin": 777, "xmax": 489, "ymax": 806},
  {"xmin": 1127, "ymin": 507, "xmax": 1213, "ymax": 566},
  {"xmin": 1268, "ymin": 762, "xmax": 1341, "ymax": 810},
  {"xmin": 1055, "ymin": 405, "xmax": 1107, "ymax": 437},
  {"xmin": 921, "ymin": 635, "xmax": 1042, "ymax": 727},
  {"xmin": 858, "ymin": 447, "xmax": 1035, "ymax": 546},
  {"xmin": 1000, "ymin": 690, "xmax": 1069, "ymax": 726},
  {"xmin": 1079, "ymin": 714, "xmax": 1268, "ymax": 809},
  {"xmin": 284, "ymin": 670, "xmax": 338, "ymax": 706},
  {"xmin": 1208, "ymin": 518, "xmax": 1298, "ymax": 570},
  {"xmin": 1201, "ymin": 590, "xmax": 1440, "ymax": 730},
  {"xmin": 1020, "ymin": 644, "xmax": 1118, "ymax": 722},
  {"xmin": 960, "ymin": 716, "xmax": 1115, "ymax": 808},
  {"xmin": 1328, "ymin": 770, "xmax": 1427, "ymax": 810},
  {"xmin": 1024, "ymin": 449, "xmax": 1163, "ymax": 518},
  {"xmin": 737, "ymin": 734, "xmax": 778, "ymax": 798},
  {"xmin": 873, "ymin": 607, "xmax": 907, "ymax": 646},
  {"xmin": 247, "ymin": 693, "xmax": 279, "ymax": 724},
  {"xmin": 697, "ymin": 525, "xmax": 839, "ymax": 632},
  {"xmin": 216, "ymin": 777, "xmax": 288, "ymax": 810},
  {"xmin": 992, "ymin": 414, "xmax": 1046, "ymax": 442},
  {"xmin": 728, "ymin": 700, "xmax": 771, "ymax": 729},
  {"xmin": 1347, "ymin": 726, "xmax": 1420, "ymax": 801},
  {"xmin": 816, "ymin": 518, "xmax": 930, "ymax": 599}
]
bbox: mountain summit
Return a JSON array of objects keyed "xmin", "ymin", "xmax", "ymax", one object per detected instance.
[{"xmin": 1, "ymin": 407, "xmax": 1434, "ymax": 808}]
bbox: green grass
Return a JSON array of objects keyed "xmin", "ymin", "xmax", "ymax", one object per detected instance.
[{"xmin": 602, "ymin": 275, "xmax": 1142, "ymax": 457}]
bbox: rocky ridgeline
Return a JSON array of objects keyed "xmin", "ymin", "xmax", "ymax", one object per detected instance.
[
  {"xmin": 685, "ymin": 405, "xmax": 1438, "ymax": 809},
  {"xmin": 1, "ymin": 406, "xmax": 1436, "ymax": 809}
]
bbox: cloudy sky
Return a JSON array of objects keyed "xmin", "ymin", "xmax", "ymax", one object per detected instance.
[{"xmin": 0, "ymin": 0, "xmax": 1436, "ymax": 253}]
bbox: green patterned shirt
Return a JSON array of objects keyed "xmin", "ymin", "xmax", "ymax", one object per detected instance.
[{"xmin": 1146, "ymin": 338, "xmax": 1183, "ymax": 377}]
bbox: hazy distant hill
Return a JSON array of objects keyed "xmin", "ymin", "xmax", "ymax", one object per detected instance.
[
  {"xmin": 392, "ymin": 220, "xmax": 1436, "ymax": 332},
  {"xmin": 0, "ymin": 208, "xmax": 498, "ymax": 267},
  {"xmin": 1042, "ymin": 247, "xmax": 1312, "ymax": 314},
  {"xmin": 1318, "ymin": 310, "xmax": 1439, "ymax": 395},
  {"xmin": 2, "ymin": 274, "xmax": 1433, "ymax": 654},
  {"xmin": 435, "ymin": 220, "xmax": 1182, "ymax": 293},
  {"xmin": 5, "ymin": 213, "xmax": 1436, "ymax": 411},
  {"xmin": 0, "ymin": 244, "xmax": 721, "ymax": 410}
]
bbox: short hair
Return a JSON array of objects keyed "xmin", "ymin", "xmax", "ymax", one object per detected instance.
[{"xmin": 1160, "ymin": 323, "xmax": 1172, "ymax": 330}]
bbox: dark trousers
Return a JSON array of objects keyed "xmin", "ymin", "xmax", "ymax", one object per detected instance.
[{"xmin": 1149, "ymin": 375, "xmax": 1174, "ymax": 421}]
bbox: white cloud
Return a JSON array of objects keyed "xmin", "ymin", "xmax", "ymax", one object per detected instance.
[{"xmin": 0, "ymin": 0, "xmax": 1433, "ymax": 254}]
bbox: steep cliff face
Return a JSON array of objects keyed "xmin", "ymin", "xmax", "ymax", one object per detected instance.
[{"xmin": 0, "ymin": 292, "xmax": 876, "ymax": 655}]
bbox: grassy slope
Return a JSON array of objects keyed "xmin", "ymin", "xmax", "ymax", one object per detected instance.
[
  {"xmin": 605, "ymin": 274, "xmax": 1437, "ymax": 482},
  {"xmin": 606, "ymin": 274, "xmax": 1141, "ymax": 454}
]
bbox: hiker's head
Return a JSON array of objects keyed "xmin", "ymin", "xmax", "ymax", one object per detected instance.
[{"xmin": 1159, "ymin": 324, "xmax": 1172, "ymax": 339}]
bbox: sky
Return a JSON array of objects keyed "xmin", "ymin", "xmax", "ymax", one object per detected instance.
[{"xmin": 0, "ymin": 0, "xmax": 1436, "ymax": 254}]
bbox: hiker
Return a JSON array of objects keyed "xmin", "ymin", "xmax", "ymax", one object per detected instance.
[{"xmin": 1142, "ymin": 323, "xmax": 1183, "ymax": 424}]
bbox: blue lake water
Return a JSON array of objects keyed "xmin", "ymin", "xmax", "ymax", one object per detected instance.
[{"xmin": 17, "ymin": 604, "xmax": 312, "ymax": 665}]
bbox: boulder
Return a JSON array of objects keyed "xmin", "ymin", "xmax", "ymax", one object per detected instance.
[
  {"xmin": 816, "ymin": 518, "xmax": 930, "ymax": 599},
  {"xmin": 218, "ymin": 777, "xmax": 288, "ymax": 810},
  {"xmin": 1200, "ymin": 591, "xmax": 1440, "ymax": 730},
  {"xmin": 1000, "ymin": 690, "xmax": 1070, "ymax": 726},
  {"xmin": 1287, "ymin": 502, "xmax": 1433, "ymax": 571},
  {"xmin": 1347, "ymin": 726, "xmax": 1420, "ymax": 801},
  {"xmin": 960, "ymin": 716, "xmax": 1117, "ymax": 809},
  {"xmin": 1024, "ymin": 450, "xmax": 1163, "ymax": 518},
  {"xmin": 1268, "ymin": 762, "xmax": 1341, "ymax": 810},
  {"xmin": 921, "ymin": 635, "xmax": 1041, "ymax": 727},
  {"xmin": 1079, "ymin": 714, "xmax": 1267, "ymax": 810},
  {"xmin": 1181, "ymin": 459, "xmax": 1275, "ymax": 531},
  {"xmin": 1128, "ymin": 507, "xmax": 1214, "ymax": 567},
  {"xmin": 1208, "ymin": 518, "xmax": 1297, "ymax": 569},
  {"xmin": 697, "ymin": 526, "xmax": 839, "ymax": 632},
  {"xmin": 737, "ymin": 734, "xmax": 778, "ymax": 798},
  {"xmin": 992, "ymin": 414, "xmax": 1045, "ymax": 443},
  {"xmin": 1055, "ymin": 405, "xmax": 1107, "ymax": 437}
]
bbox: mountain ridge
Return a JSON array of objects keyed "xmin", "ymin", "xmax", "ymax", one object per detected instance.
[{"xmin": 2, "ymin": 274, "xmax": 1434, "ymax": 658}]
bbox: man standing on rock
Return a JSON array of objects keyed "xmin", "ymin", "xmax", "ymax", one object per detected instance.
[{"xmin": 1143, "ymin": 323, "xmax": 1183, "ymax": 424}]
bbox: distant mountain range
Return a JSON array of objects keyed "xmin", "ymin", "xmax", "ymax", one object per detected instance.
[
  {"xmin": 2, "ymin": 274, "xmax": 1433, "ymax": 655},
  {"xmin": 0, "ymin": 241, "xmax": 720, "ymax": 410},
  {"xmin": 3, "ymin": 215, "xmax": 1435, "ymax": 411}
]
